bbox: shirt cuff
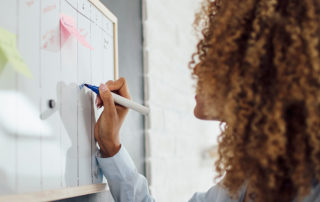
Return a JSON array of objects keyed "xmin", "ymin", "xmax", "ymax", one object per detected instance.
[{"xmin": 96, "ymin": 145, "xmax": 137, "ymax": 181}]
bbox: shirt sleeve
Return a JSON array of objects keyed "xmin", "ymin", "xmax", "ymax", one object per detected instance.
[{"xmin": 96, "ymin": 145, "xmax": 155, "ymax": 202}]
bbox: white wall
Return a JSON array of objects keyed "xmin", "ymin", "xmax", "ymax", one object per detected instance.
[{"xmin": 143, "ymin": 0, "xmax": 221, "ymax": 201}]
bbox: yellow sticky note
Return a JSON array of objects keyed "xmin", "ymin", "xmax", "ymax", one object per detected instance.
[{"xmin": 0, "ymin": 28, "xmax": 32, "ymax": 78}]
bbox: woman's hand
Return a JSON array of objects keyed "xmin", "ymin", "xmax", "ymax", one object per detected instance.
[{"xmin": 94, "ymin": 77, "xmax": 131, "ymax": 157}]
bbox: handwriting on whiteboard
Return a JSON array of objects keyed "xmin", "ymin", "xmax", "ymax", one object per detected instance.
[
  {"xmin": 25, "ymin": 0, "xmax": 35, "ymax": 7},
  {"xmin": 79, "ymin": 28, "xmax": 88, "ymax": 38},
  {"xmin": 41, "ymin": 28, "xmax": 60, "ymax": 52},
  {"xmin": 43, "ymin": 4, "xmax": 56, "ymax": 13}
]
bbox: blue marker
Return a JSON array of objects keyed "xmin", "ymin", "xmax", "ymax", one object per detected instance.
[
  {"xmin": 81, "ymin": 83, "xmax": 150, "ymax": 115},
  {"xmin": 82, "ymin": 83, "xmax": 100, "ymax": 96}
]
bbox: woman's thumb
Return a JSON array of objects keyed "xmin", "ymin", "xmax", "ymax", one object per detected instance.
[{"xmin": 99, "ymin": 84, "xmax": 116, "ymax": 113}]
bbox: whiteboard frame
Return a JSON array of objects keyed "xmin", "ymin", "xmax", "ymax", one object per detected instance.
[{"xmin": 0, "ymin": 0, "xmax": 118, "ymax": 201}]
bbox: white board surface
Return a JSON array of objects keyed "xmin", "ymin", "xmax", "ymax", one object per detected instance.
[{"xmin": 0, "ymin": 0, "xmax": 117, "ymax": 199}]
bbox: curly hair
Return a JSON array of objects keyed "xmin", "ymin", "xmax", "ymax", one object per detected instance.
[{"xmin": 189, "ymin": 0, "xmax": 320, "ymax": 201}]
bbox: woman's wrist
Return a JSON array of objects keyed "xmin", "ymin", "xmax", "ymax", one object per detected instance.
[{"xmin": 100, "ymin": 141, "xmax": 121, "ymax": 158}]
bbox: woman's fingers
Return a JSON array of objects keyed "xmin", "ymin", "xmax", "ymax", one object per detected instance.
[
  {"xmin": 99, "ymin": 84, "xmax": 116, "ymax": 116},
  {"xmin": 96, "ymin": 95, "xmax": 103, "ymax": 108},
  {"xmin": 96, "ymin": 78, "xmax": 131, "ymax": 117},
  {"xmin": 106, "ymin": 80, "xmax": 114, "ymax": 86},
  {"xmin": 102, "ymin": 78, "xmax": 130, "ymax": 118},
  {"xmin": 106, "ymin": 77, "xmax": 131, "ymax": 99},
  {"xmin": 95, "ymin": 81, "xmax": 113, "ymax": 108}
]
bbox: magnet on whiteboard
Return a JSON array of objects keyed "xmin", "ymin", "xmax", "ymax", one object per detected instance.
[
  {"xmin": 40, "ymin": 99, "xmax": 59, "ymax": 120},
  {"xmin": 48, "ymin": 99, "xmax": 56, "ymax": 109}
]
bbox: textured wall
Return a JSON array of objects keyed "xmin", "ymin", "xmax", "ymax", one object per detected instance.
[{"xmin": 143, "ymin": 0, "xmax": 221, "ymax": 201}]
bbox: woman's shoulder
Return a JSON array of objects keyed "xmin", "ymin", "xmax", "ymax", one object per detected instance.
[
  {"xmin": 189, "ymin": 183, "xmax": 247, "ymax": 202},
  {"xmin": 300, "ymin": 181, "xmax": 320, "ymax": 202},
  {"xmin": 189, "ymin": 179, "xmax": 320, "ymax": 202}
]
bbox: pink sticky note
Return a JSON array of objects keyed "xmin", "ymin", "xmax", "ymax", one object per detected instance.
[{"xmin": 60, "ymin": 13, "xmax": 93, "ymax": 50}]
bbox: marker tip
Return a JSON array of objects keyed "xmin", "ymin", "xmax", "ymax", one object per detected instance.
[{"xmin": 79, "ymin": 83, "xmax": 85, "ymax": 89}]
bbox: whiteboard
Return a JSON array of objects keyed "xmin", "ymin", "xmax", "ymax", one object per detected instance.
[{"xmin": 0, "ymin": 0, "xmax": 118, "ymax": 200}]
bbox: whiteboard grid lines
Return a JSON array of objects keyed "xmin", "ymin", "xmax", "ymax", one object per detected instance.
[
  {"xmin": 15, "ymin": 0, "xmax": 18, "ymax": 193},
  {"xmin": 90, "ymin": 12, "xmax": 93, "ymax": 184},
  {"xmin": 39, "ymin": 0, "xmax": 44, "ymax": 190},
  {"xmin": 90, "ymin": 5, "xmax": 93, "ymax": 184},
  {"xmin": 65, "ymin": 0, "xmax": 112, "ymax": 37},
  {"xmin": 76, "ymin": 0, "xmax": 80, "ymax": 187},
  {"xmin": 59, "ymin": 0, "xmax": 63, "ymax": 189}
]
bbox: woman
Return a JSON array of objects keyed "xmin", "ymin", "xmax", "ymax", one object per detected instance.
[{"xmin": 94, "ymin": 0, "xmax": 320, "ymax": 201}]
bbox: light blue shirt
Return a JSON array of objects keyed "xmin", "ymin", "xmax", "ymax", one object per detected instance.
[{"xmin": 96, "ymin": 145, "xmax": 320, "ymax": 202}]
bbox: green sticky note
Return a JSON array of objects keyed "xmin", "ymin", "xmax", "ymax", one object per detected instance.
[
  {"xmin": 0, "ymin": 27, "xmax": 32, "ymax": 78},
  {"xmin": 0, "ymin": 49, "xmax": 8, "ymax": 73}
]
